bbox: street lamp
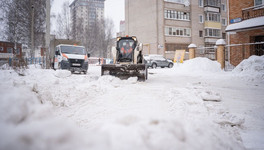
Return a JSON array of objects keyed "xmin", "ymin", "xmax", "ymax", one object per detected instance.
[{"xmin": 31, "ymin": 2, "xmax": 34, "ymax": 59}]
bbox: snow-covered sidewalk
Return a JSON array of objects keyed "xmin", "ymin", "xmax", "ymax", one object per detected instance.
[{"xmin": 0, "ymin": 56, "xmax": 263, "ymax": 150}]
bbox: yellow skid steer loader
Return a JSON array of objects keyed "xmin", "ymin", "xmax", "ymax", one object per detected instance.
[{"xmin": 101, "ymin": 36, "xmax": 147, "ymax": 81}]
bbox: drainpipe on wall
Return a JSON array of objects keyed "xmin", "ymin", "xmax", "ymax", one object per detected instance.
[
  {"xmin": 227, "ymin": 0, "xmax": 231, "ymax": 63},
  {"xmin": 156, "ymin": 0, "xmax": 159, "ymax": 55},
  {"xmin": 162, "ymin": 0, "xmax": 166, "ymax": 57}
]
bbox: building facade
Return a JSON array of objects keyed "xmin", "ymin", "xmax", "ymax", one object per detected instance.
[
  {"xmin": 0, "ymin": 41, "xmax": 22, "ymax": 58},
  {"xmin": 0, "ymin": 41, "xmax": 22, "ymax": 66},
  {"xmin": 117, "ymin": 20, "xmax": 126, "ymax": 37},
  {"xmin": 125, "ymin": 0, "xmax": 227, "ymax": 59},
  {"xmin": 226, "ymin": 0, "xmax": 264, "ymax": 66},
  {"xmin": 70, "ymin": 0, "xmax": 105, "ymax": 39}
]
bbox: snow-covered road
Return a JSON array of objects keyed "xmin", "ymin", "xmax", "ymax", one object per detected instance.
[{"xmin": 0, "ymin": 56, "xmax": 263, "ymax": 150}]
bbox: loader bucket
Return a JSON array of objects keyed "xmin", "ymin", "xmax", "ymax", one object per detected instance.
[{"xmin": 101, "ymin": 64, "xmax": 147, "ymax": 81}]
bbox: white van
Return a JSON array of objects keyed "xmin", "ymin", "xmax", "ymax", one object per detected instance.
[{"xmin": 54, "ymin": 44, "xmax": 90, "ymax": 73}]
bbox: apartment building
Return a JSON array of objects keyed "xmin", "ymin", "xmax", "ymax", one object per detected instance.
[
  {"xmin": 125, "ymin": 0, "xmax": 227, "ymax": 59},
  {"xmin": 117, "ymin": 20, "xmax": 126, "ymax": 37},
  {"xmin": 226, "ymin": 0, "xmax": 264, "ymax": 66},
  {"xmin": 70, "ymin": 0, "xmax": 105, "ymax": 39}
]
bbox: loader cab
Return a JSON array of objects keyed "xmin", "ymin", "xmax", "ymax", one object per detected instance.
[{"xmin": 117, "ymin": 37, "xmax": 137, "ymax": 62}]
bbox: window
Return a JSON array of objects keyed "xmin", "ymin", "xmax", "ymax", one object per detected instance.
[
  {"xmin": 221, "ymin": 4, "xmax": 226, "ymax": 12},
  {"xmin": 205, "ymin": 12, "xmax": 220, "ymax": 22},
  {"xmin": 204, "ymin": 0, "xmax": 221, "ymax": 7},
  {"xmin": 165, "ymin": 27, "xmax": 169, "ymax": 35},
  {"xmin": 199, "ymin": 14, "xmax": 204, "ymax": 23},
  {"xmin": 164, "ymin": 10, "xmax": 190, "ymax": 21},
  {"xmin": 164, "ymin": 0, "xmax": 187, "ymax": 4},
  {"xmin": 16, "ymin": 48, "xmax": 20, "ymax": 55},
  {"xmin": 165, "ymin": 27, "xmax": 191, "ymax": 37},
  {"xmin": 255, "ymin": 0, "xmax": 264, "ymax": 6},
  {"xmin": 222, "ymin": 18, "xmax": 227, "ymax": 26},
  {"xmin": 205, "ymin": 28, "xmax": 221, "ymax": 37},
  {"xmin": 222, "ymin": 33, "xmax": 226, "ymax": 39},
  {"xmin": 199, "ymin": 0, "xmax": 203, "ymax": 7},
  {"xmin": 199, "ymin": 30, "xmax": 203, "ymax": 37},
  {"xmin": 7, "ymin": 47, "xmax": 13, "ymax": 53},
  {"xmin": 0, "ymin": 47, "xmax": 3, "ymax": 52}
]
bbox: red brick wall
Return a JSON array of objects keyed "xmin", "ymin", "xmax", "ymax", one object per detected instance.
[
  {"xmin": 230, "ymin": 29, "xmax": 264, "ymax": 66},
  {"xmin": 229, "ymin": 0, "xmax": 254, "ymax": 21},
  {"xmin": 228, "ymin": 0, "xmax": 264, "ymax": 66},
  {"xmin": 0, "ymin": 41, "xmax": 22, "ymax": 58}
]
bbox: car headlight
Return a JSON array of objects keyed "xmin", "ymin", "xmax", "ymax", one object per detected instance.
[{"xmin": 62, "ymin": 56, "xmax": 68, "ymax": 61}]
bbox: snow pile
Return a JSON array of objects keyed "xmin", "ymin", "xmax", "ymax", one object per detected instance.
[
  {"xmin": 54, "ymin": 70, "xmax": 72, "ymax": 78},
  {"xmin": 0, "ymin": 65, "xmax": 253, "ymax": 150},
  {"xmin": 96, "ymin": 115, "xmax": 244, "ymax": 150},
  {"xmin": 179, "ymin": 57, "xmax": 222, "ymax": 74},
  {"xmin": 199, "ymin": 90, "xmax": 222, "ymax": 102},
  {"xmin": 0, "ymin": 74, "xmax": 106, "ymax": 150},
  {"xmin": 233, "ymin": 55, "xmax": 264, "ymax": 82},
  {"xmin": 0, "ymin": 63, "xmax": 11, "ymax": 70},
  {"xmin": 0, "ymin": 87, "xmax": 39, "ymax": 124},
  {"xmin": 28, "ymin": 64, "xmax": 42, "ymax": 69}
]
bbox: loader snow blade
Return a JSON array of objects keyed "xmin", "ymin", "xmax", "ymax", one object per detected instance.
[{"xmin": 101, "ymin": 64, "xmax": 147, "ymax": 81}]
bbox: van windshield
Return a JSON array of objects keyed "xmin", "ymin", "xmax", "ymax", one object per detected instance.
[{"xmin": 61, "ymin": 46, "xmax": 86, "ymax": 55}]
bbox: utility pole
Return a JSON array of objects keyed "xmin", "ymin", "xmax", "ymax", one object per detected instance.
[
  {"xmin": 45, "ymin": 0, "xmax": 51, "ymax": 69},
  {"xmin": 31, "ymin": 0, "xmax": 35, "ymax": 61}
]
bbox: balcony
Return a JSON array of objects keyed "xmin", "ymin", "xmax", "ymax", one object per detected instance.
[
  {"xmin": 242, "ymin": 4, "xmax": 264, "ymax": 20},
  {"xmin": 203, "ymin": 0, "xmax": 221, "ymax": 8}
]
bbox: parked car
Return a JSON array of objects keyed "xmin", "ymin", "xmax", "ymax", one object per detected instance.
[{"xmin": 144, "ymin": 55, "xmax": 174, "ymax": 69}]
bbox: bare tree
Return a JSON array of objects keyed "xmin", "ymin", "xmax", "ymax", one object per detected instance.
[
  {"xmin": 0, "ymin": 0, "xmax": 47, "ymax": 58},
  {"xmin": 103, "ymin": 18, "xmax": 115, "ymax": 58},
  {"xmin": 56, "ymin": 0, "xmax": 71, "ymax": 39},
  {"xmin": 73, "ymin": 17, "xmax": 114, "ymax": 58}
]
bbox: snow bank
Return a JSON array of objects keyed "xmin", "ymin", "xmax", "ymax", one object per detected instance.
[
  {"xmin": 0, "ymin": 87, "xmax": 39, "ymax": 124},
  {"xmin": 96, "ymin": 115, "xmax": 244, "ymax": 150},
  {"xmin": 27, "ymin": 64, "xmax": 42, "ymax": 69},
  {"xmin": 54, "ymin": 70, "xmax": 72, "ymax": 78},
  {"xmin": 0, "ymin": 66, "xmax": 247, "ymax": 150},
  {"xmin": 233, "ymin": 55, "xmax": 264, "ymax": 82},
  {"xmin": 0, "ymin": 63, "xmax": 11, "ymax": 70},
  {"xmin": 179, "ymin": 57, "xmax": 222, "ymax": 74}
]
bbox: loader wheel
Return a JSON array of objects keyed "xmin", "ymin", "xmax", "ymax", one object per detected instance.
[
  {"xmin": 146, "ymin": 68, "xmax": 148, "ymax": 80},
  {"xmin": 152, "ymin": 63, "xmax": 157, "ymax": 69}
]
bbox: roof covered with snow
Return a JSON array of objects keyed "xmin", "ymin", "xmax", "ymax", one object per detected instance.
[
  {"xmin": 226, "ymin": 16, "xmax": 264, "ymax": 32},
  {"xmin": 188, "ymin": 44, "xmax": 197, "ymax": 48},
  {"xmin": 216, "ymin": 39, "xmax": 226, "ymax": 46}
]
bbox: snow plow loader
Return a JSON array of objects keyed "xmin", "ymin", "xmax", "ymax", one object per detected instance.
[{"xmin": 101, "ymin": 36, "xmax": 147, "ymax": 81}]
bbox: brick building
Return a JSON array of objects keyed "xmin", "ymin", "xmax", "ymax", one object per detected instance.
[
  {"xmin": 0, "ymin": 41, "xmax": 22, "ymax": 59},
  {"xmin": 226, "ymin": 0, "xmax": 264, "ymax": 66}
]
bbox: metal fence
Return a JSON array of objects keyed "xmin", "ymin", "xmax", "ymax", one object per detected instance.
[{"xmin": 195, "ymin": 42, "xmax": 264, "ymax": 71}]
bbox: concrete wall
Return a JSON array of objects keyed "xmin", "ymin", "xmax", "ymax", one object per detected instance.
[
  {"xmin": 125, "ymin": 0, "xmax": 160, "ymax": 55},
  {"xmin": 125, "ymin": 0, "xmax": 228, "ymax": 59}
]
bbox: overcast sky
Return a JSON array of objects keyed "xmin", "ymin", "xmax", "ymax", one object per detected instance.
[{"xmin": 51, "ymin": 0, "xmax": 124, "ymax": 36}]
